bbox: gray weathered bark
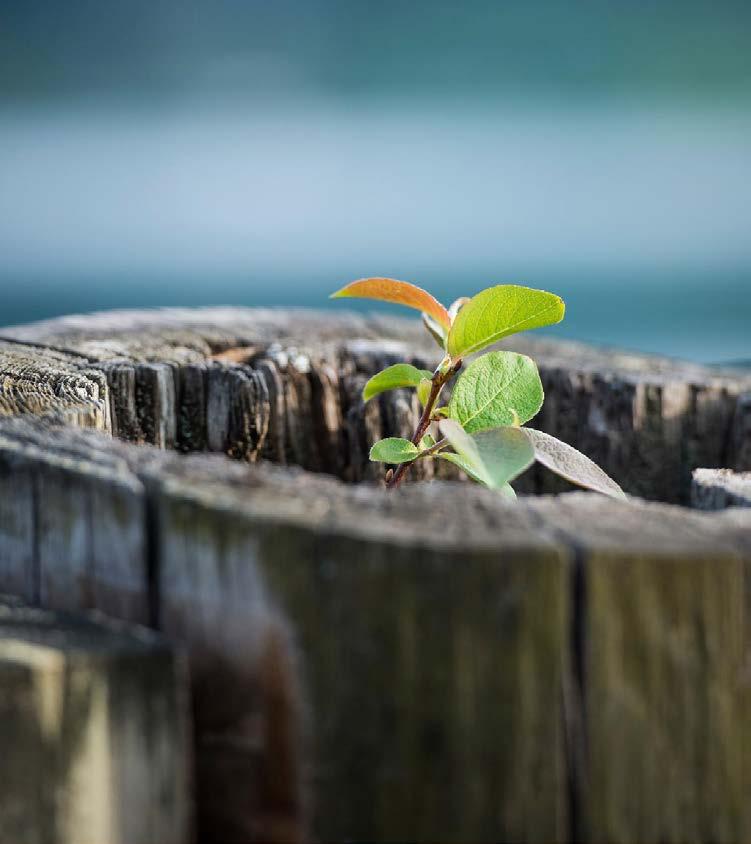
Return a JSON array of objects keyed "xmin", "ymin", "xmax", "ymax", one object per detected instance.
[
  {"xmin": 0, "ymin": 595, "xmax": 190, "ymax": 844},
  {"xmin": 1, "ymin": 308, "xmax": 751, "ymax": 842},
  {"xmin": 2, "ymin": 308, "xmax": 750, "ymax": 502},
  {"xmin": 0, "ymin": 414, "xmax": 750, "ymax": 842},
  {"xmin": 692, "ymin": 467, "xmax": 751, "ymax": 510}
]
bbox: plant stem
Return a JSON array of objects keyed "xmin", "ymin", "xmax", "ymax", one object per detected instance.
[
  {"xmin": 386, "ymin": 360, "xmax": 460, "ymax": 490},
  {"xmin": 416, "ymin": 437, "xmax": 448, "ymax": 459}
]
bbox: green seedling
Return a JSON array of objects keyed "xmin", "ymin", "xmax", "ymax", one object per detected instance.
[{"xmin": 331, "ymin": 277, "xmax": 625, "ymax": 499}]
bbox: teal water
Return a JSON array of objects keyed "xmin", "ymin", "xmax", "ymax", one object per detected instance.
[
  {"xmin": 1, "ymin": 104, "xmax": 749, "ymax": 363},
  {"xmin": 2, "ymin": 266, "xmax": 748, "ymax": 365}
]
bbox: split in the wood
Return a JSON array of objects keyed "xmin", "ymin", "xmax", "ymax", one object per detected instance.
[{"xmin": 1, "ymin": 309, "xmax": 750, "ymax": 504}]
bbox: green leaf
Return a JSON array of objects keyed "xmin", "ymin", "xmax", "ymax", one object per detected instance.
[
  {"xmin": 447, "ymin": 351, "xmax": 543, "ymax": 433},
  {"xmin": 416, "ymin": 377, "xmax": 433, "ymax": 407},
  {"xmin": 438, "ymin": 451, "xmax": 488, "ymax": 485},
  {"xmin": 420, "ymin": 433, "xmax": 436, "ymax": 449},
  {"xmin": 369, "ymin": 437, "xmax": 420, "ymax": 464},
  {"xmin": 523, "ymin": 428, "xmax": 626, "ymax": 500},
  {"xmin": 447, "ymin": 284, "xmax": 565, "ymax": 359},
  {"xmin": 439, "ymin": 418, "xmax": 534, "ymax": 489},
  {"xmin": 421, "ymin": 312, "xmax": 448, "ymax": 349},
  {"xmin": 448, "ymin": 296, "xmax": 470, "ymax": 320},
  {"xmin": 362, "ymin": 364, "xmax": 433, "ymax": 403},
  {"xmin": 439, "ymin": 452, "xmax": 518, "ymax": 498}
]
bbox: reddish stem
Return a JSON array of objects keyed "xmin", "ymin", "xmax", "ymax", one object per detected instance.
[{"xmin": 386, "ymin": 360, "xmax": 460, "ymax": 490}]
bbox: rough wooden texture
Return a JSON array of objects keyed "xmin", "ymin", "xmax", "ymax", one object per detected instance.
[
  {"xmin": 731, "ymin": 391, "xmax": 751, "ymax": 472},
  {"xmin": 0, "ymin": 339, "xmax": 110, "ymax": 430},
  {"xmin": 0, "ymin": 595, "xmax": 190, "ymax": 844},
  {"xmin": 151, "ymin": 473, "xmax": 309, "ymax": 844},
  {"xmin": 692, "ymin": 467, "xmax": 751, "ymax": 510},
  {"xmin": 526, "ymin": 495, "xmax": 751, "ymax": 843},
  {"xmin": 2, "ymin": 308, "xmax": 750, "ymax": 502},
  {"xmin": 0, "ymin": 417, "xmax": 568, "ymax": 842},
  {"xmin": 152, "ymin": 458, "xmax": 568, "ymax": 842},
  {"xmin": 1, "ymin": 416, "xmax": 750, "ymax": 842},
  {"xmin": 1, "ymin": 308, "xmax": 750, "ymax": 841},
  {"xmin": 0, "ymin": 423, "xmax": 148, "ymax": 620},
  {"xmin": 0, "ymin": 419, "xmax": 307, "ymax": 844}
]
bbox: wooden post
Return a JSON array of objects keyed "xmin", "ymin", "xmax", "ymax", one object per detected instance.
[
  {"xmin": 1, "ymin": 308, "xmax": 751, "ymax": 842},
  {"xmin": 528, "ymin": 494, "xmax": 751, "ymax": 842},
  {"xmin": 0, "ymin": 421, "xmax": 149, "ymax": 620},
  {"xmin": 0, "ymin": 596, "xmax": 191, "ymax": 844},
  {"xmin": 692, "ymin": 468, "xmax": 751, "ymax": 510},
  {"xmin": 3, "ymin": 308, "xmax": 750, "ymax": 502},
  {"xmin": 151, "ymin": 462, "xmax": 570, "ymax": 841}
]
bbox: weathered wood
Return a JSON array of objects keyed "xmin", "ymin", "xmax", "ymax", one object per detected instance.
[
  {"xmin": 730, "ymin": 391, "xmax": 751, "ymax": 471},
  {"xmin": 0, "ymin": 418, "xmax": 308, "ymax": 844},
  {"xmin": 1, "ymin": 416, "xmax": 750, "ymax": 842},
  {"xmin": 0, "ymin": 422, "xmax": 149, "ymax": 621},
  {"xmin": 692, "ymin": 467, "xmax": 751, "ymax": 510},
  {"xmin": 0, "ymin": 339, "xmax": 110, "ymax": 430},
  {"xmin": 99, "ymin": 361, "xmax": 177, "ymax": 448},
  {"xmin": 0, "ymin": 441, "xmax": 36, "ymax": 599},
  {"xmin": 2, "ymin": 308, "xmax": 751, "ymax": 841},
  {"xmin": 149, "ymin": 468, "xmax": 309, "ymax": 844},
  {"xmin": 0, "ymin": 595, "xmax": 190, "ymax": 844},
  {"xmin": 3, "ymin": 308, "xmax": 750, "ymax": 501},
  {"xmin": 150, "ymin": 456, "xmax": 570, "ymax": 842},
  {"xmin": 0, "ymin": 417, "xmax": 569, "ymax": 842},
  {"xmin": 527, "ymin": 494, "xmax": 751, "ymax": 843}
]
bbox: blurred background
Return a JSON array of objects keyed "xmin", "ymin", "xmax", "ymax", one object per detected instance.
[{"xmin": 1, "ymin": 1, "xmax": 749, "ymax": 362}]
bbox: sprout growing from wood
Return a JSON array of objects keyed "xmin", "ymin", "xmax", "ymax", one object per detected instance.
[{"xmin": 331, "ymin": 277, "xmax": 625, "ymax": 499}]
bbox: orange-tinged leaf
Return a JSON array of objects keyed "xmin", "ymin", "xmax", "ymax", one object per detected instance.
[{"xmin": 330, "ymin": 277, "xmax": 451, "ymax": 329}]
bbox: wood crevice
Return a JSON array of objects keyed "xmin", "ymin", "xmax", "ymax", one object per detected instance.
[
  {"xmin": 3, "ymin": 308, "xmax": 749, "ymax": 503},
  {"xmin": 0, "ymin": 412, "xmax": 750, "ymax": 842}
]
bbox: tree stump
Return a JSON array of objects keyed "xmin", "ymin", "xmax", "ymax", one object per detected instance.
[
  {"xmin": 0, "ymin": 595, "xmax": 190, "ymax": 844},
  {"xmin": 693, "ymin": 468, "xmax": 751, "ymax": 510},
  {"xmin": 1, "ymin": 308, "xmax": 750, "ymax": 843},
  {"xmin": 3, "ymin": 307, "xmax": 750, "ymax": 501}
]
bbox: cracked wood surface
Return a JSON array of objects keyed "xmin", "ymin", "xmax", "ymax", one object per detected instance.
[
  {"xmin": 1, "ymin": 308, "xmax": 751, "ymax": 842},
  {"xmin": 1, "ymin": 307, "xmax": 750, "ymax": 502},
  {"xmin": 0, "ymin": 595, "xmax": 190, "ymax": 844},
  {"xmin": 0, "ymin": 415, "xmax": 750, "ymax": 842},
  {"xmin": 692, "ymin": 467, "xmax": 751, "ymax": 510}
]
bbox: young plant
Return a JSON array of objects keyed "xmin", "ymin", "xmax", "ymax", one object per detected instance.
[{"xmin": 331, "ymin": 277, "xmax": 625, "ymax": 500}]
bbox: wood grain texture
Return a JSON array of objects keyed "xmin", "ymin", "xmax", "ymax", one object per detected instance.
[
  {"xmin": 151, "ymin": 474, "xmax": 308, "ymax": 844},
  {"xmin": 730, "ymin": 391, "xmax": 751, "ymax": 472},
  {"xmin": 3, "ymin": 307, "xmax": 750, "ymax": 501},
  {"xmin": 1, "ymin": 417, "xmax": 751, "ymax": 842},
  {"xmin": 0, "ymin": 596, "xmax": 190, "ymax": 844},
  {"xmin": 580, "ymin": 550, "xmax": 748, "ymax": 843},
  {"xmin": 528, "ymin": 494, "xmax": 751, "ymax": 843},
  {"xmin": 0, "ymin": 421, "xmax": 149, "ymax": 622},
  {"xmin": 149, "ymin": 458, "xmax": 570, "ymax": 842},
  {"xmin": 0, "ymin": 419, "xmax": 309, "ymax": 844},
  {"xmin": 2, "ymin": 308, "xmax": 751, "ymax": 842},
  {"xmin": 0, "ymin": 340, "xmax": 110, "ymax": 430},
  {"xmin": 692, "ymin": 468, "xmax": 751, "ymax": 510}
]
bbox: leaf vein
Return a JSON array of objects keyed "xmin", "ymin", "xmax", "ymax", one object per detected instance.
[{"xmin": 460, "ymin": 301, "xmax": 559, "ymax": 357}]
